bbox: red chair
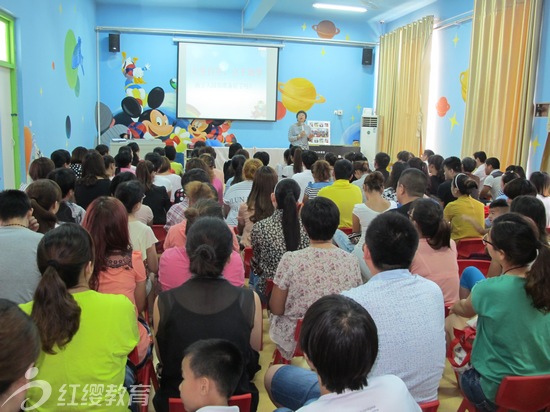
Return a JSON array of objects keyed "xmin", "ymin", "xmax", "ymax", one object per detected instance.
[
  {"xmin": 456, "ymin": 238, "xmax": 486, "ymax": 259},
  {"xmin": 129, "ymin": 348, "xmax": 159, "ymax": 412},
  {"xmin": 457, "ymin": 259, "xmax": 491, "ymax": 277},
  {"xmin": 418, "ymin": 399, "xmax": 439, "ymax": 412},
  {"xmin": 169, "ymin": 393, "xmax": 252, "ymax": 412},
  {"xmin": 457, "ymin": 375, "xmax": 550, "ymax": 412},
  {"xmin": 152, "ymin": 225, "xmax": 167, "ymax": 255},
  {"xmin": 484, "ymin": 205, "xmax": 490, "ymax": 218},
  {"xmin": 243, "ymin": 247, "xmax": 253, "ymax": 279},
  {"xmin": 272, "ymin": 318, "xmax": 304, "ymax": 365},
  {"xmin": 263, "ymin": 278, "xmax": 275, "ymax": 311}
]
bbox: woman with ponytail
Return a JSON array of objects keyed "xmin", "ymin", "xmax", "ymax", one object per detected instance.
[
  {"xmin": 251, "ymin": 179, "xmax": 309, "ymax": 299},
  {"xmin": 20, "ymin": 224, "xmax": 138, "ymax": 411},
  {"xmin": 409, "ymin": 198, "xmax": 459, "ymax": 305},
  {"xmin": 25, "ymin": 179, "xmax": 62, "ymax": 234},
  {"xmin": 153, "ymin": 217, "xmax": 262, "ymax": 412},
  {"xmin": 449, "ymin": 213, "xmax": 550, "ymax": 410},
  {"xmin": 82, "ymin": 197, "xmax": 149, "ymax": 363},
  {"xmin": 444, "ymin": 173, "xmax": 485, "ymax": 240}
]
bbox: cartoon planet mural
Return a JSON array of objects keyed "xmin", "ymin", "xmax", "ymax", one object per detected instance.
[
  {"xmin": 64, "ymin": 30, "xmax": 83, "ymax": 97},
  {"xmin": 65, "ymin": 115, "xmax": 71, "ymax": 139},
  {"xmin": 312, "ymin": 20, "xmax": 340, "ymax": 39},
  {"xmin": 436, "ymin": 97, "xmax": 450, "ymax": 117},
  {"xmin": 278, "ymin": 78, "xmax": 326, "ymax": 113},
  {"xmin": 276, "ymin": 101, "xmax": 286, "ymax": 120},
  {"xmin": 460, "ymin": 69, "xmax": 469, "ymax": 102}
]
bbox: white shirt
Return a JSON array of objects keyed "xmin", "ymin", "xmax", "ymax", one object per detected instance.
[
  {"xmin": 160, "ymin": 173, "xmax": 182, "ymax": 202},
  {"xmin": 473, "ymin": 164, "xmax": 487, "ymax": 186},
  {"xmin": 224, "ymin": 180, "xmax": 253, "ymax": 226},
  {"xmin": 296, "ymin": 375, "xmax": 420, "ymax": 412},
  {"xmin": 483, "ymin": 170, "xmax": 503, "ymax": 200},
  {"xmin": 292, "ymin": 169, "xmax": 314, "ymax": 202},
  {"xmin": 537, "ymin": 194, "xmax": 550, "ymax": 227},
  {"xmin": 282, "ymin": 165, "xmax": 294, "ymax": 179},
  {"xmin": 154, "ymin": 175, "xmax": 173, "ymax": 195},
  {"xmin": 197, "ymin": 406, "xmax": 239, "ymax": 412}
]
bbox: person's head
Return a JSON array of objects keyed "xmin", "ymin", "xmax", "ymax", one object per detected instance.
[
  {"xmin": 488, "ymin": 199, "xmax": 509, "ymax": 223},
  {"xmin": 301, "ymin": 150, "xmax": 318, "ymax": 171},
  {"xmin": 242, "ymin": 158, "xmax": 263, "ymax": 181},
  {"xmin": 179, "ymin": 339, "xmax": 243, "ymax": 412},
  {"xmin": 81, "ymin": 197, "xmax": 130, "ymax": 288},
  {"xmin": 409, "ymin": 198, "xmax": 450, "ymax": 250},
  {"xmin": 229, "ymin": 155, "xmax": 247, "ymax": 184},
  {"xmin": 193, "ymin": 141, "xmax": 206, "ymax": 150},
  {"xmin": 364, "ymin": 212, "xmax": 419, "ymax": 272},
  {"xmin": 311, "ymin": 160, "xmax": 331, "ymax": 183},
  {"xmin": 104, "ymin": 155, "xmax": 116, "ymax": 177},
  {"xmin": 127, "ymin": 142, "xmax": 140, "ymax": 166},
  {"xmin": 506, "ymin": 165, "xmax": 526, "ymax": 180},
  {"xmin": 283, "ymin": 149, "xmax": 292, "ymax": 166},
  {"xmin": 0, "ymin": 190, "xmax": 32, "ymax": 222},
  {"xmin": 185, "ymin": 157, "xmax": 211, "ymax": 180},
  {"xmin": 427, "ymin": 154, "xmax": 444, "ymax": 180},
  {"xmin": 273, "ymin": 179, "xmax": 301, "ymax": 252},
  {"xmin": 144, "ymin": 152, "xmax": 163, "ymax": 172},
  {"xmin": 28, "ymin": 157, "xmax": 55, "ymax": 182},
  {"xmin": 247, "ymin": 166, "xmax": 277, "ymax": 224},
  {"xmin": 396, "ymin": 150, "xmax": 412, "ymax": 163},
  {"xmin": 110, "ymin": 171, "xmax": 137, "ymax": 196},
  {"xmin": 387, "ymin": 161, "xmax": 410, "ymax": 190},
  {"xmin": 487, "ymin": 213, "xmax": 550, "ymax": 312},
  {"xmin": 153, "ymin": 146, "xmax": 166, "ymax": 157},
  {"xmin": 115, "ymin": 181, "xmax": 144, "ymax": 214},
  {"xmin": 530, "ymin": 171, "xmax": 550, "ymax": 197},
  {"xmin": 136, "ymin": 160, "xmax": 155, "ymax": 190},
  {"xmin": 333, "ymin": 159, "xmax": 353, "ymax": 180},
  {"xmin": 227, "ymin": 143, "xmax": 243, "ymax": 159},
  {"xmin": 473, "ymin": 151, "xmax": 487, "ymax": 166},
  {"xmin": 503, "ymin": 178, "xmax": 537, "ymax": 201},
  {"xmin": 47, "ymin": 168, "xmax": 77, "ymax": 199},
  {"xmin": 33, "ymin": 224, "xmax": 94, "ymax": 354},
  {"xmin": 300, "ymin": 294, "xmax": 378, "ymax": 394},
  {"xmin": 344, "ymin": 152, "xmax": 355, "ymax": 162},
  {"xmin": 421, "ymin": 149, "xmax": 435, "ymax": 162},
  {"xmin": 296, "ymin": 110, "xmax": 307, "ymax": 123},
  {"xmin": 184, "ymin": 181, "xmax": 218, "ymax": 206},
  {"xmin": 199, "ymin": 146, "xmax": 216, "ymax": 159},
  {"xmin": 253, "ymin": 151, "xmax": 270, "ymax": 166},
  {"xmin": 442, "ymin": 156, "xmax": 462, "ymax": 180},
  {"xmin": 363, "ymin": 171, "xmax": 385, "ymax": 194},
  {"xmin": 184, "ymin": 199, "xmax": 224, "ymax": 235},
  {"xmin": 81, "ymin": 152, "xmax": 107, "ymax": 184},
  {"xmin": 291, "ymin": 147, "xmax": 303, "ymax": 174},
  {"xmin": 26, "ymin": 180, "xmax": 62, "ymax": 234},
  {"xmin": 50, "ymin": 149, "xmax": 71, "ymax": 168},
  {"xmin": 461, "ymin": 157, "xmax": 477, "ymax": 173},
  {"xmin": 235, "ymin": 149, "xmax": 250, "ymax": 159},
  {"xmin": 510, "ymin": 196, "xmax": 547, "ymax": 242},
  {"xmin": 485, "ymin": 157, "xmax": 500, "ymax": 174},
  {"xmin": 165, "ymin": 145, "xmax": 177, "ymax": 161},
  {"xmin": 114, "ymin": 150, "xmax": 133, "ymax": 169},
  {"xmin": 301, "ymin": 197, "xmax": 339, "ymax": 241},
  {"xmin": 0, "ymin": 299, "xmax": 40, "ymax": 412},
  {"xmin": 181, "ymin": 168, "xmax": 211, "ymax": 194},
  {"xmin": 70, "ymin": 146, "xmax": 88, "ymax": 164},
  {"xmin": 95, "ymin": 144, "xmax": 109, "ymax": 156},
  {"xmin": 158, "ymin": 156, "xmax": 171, "ymax": 174},
  {"xmin": 199, "ymin": 153, "xmax": 215, "ymax": 171},
  {"xmin": 324, "ymin": 152, "xmax": 337, "ymax": 167},
  {"xmin": 352, "ymin": 160, "xmax": 370, "ymax": 180},
  {"xmin": 407, "ymin": 157, "xmax": 428, "ymax": 177},
  {"xmin": 451, "ymin": 173, "xmax": 478, "ymax": 197},
  {"xmin": 186, "ymin": 217, "xmax": 233, "ymax": 278},
  {"xmin": 396, "ymin": 168, "xmax": 427, "ymax": 204},
  {"xmin": 374, "ymin": 152, "xmax": 390, "ymax": 170}
]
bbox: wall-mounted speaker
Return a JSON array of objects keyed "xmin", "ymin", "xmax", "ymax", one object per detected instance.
[
  {"xmin": 109, "ymin": 34, "xmax": 120, "ymax": 53},
  {"xmin": 362, "ymin": 47, "xmax": 373, "ymax": 66}
]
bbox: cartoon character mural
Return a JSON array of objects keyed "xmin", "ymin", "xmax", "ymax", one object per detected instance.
[
  {"xmin": 64, "ymin": 30, "xmax": 84, "ymax": 97},
  {"xmin": 188, "ymin": 119, "xmax": 235, "ymax": 145},
  {"xmin": 122, "ymin": 52, "xmax": 150, "ymax": 106}
]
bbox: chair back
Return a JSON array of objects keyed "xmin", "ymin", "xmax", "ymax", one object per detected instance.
[
  {"xmin": 169, "ymin": 393, "xmax": 252, "ymax": 412},
  {"xmin": 152, "ymin": 225, "xmax": 167, "ymax": 255},
  {"xmin": 243, "ymin": 247, "xmax": 253, "ymax": 279},
  {"xmin": 418, "ymin": 399, "xmax": 440, "ymax": 412},
  {"xmin": 456, "ymin": 238, "xmax": 486, "ymax": 259},
  {"xmin": 457, "ymin": 259, "xmax": 491, "ymax": 277},
  {"xmin": 494, "ymin": 375, "xmax": 550, "ymax": 412}
]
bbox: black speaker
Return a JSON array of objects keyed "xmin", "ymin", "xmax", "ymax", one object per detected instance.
[
  {"xmin": 362, "ymin": 47, "xmax": 373, "ymax": 66},
  {"xmin": 109, "ymin": 34, "xmax": 120, "ymax": 53}
]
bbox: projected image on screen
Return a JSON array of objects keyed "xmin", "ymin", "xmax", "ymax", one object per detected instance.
[{"xmin": 176, "ymin": 43, "xmax": 279, "ymax": 121}]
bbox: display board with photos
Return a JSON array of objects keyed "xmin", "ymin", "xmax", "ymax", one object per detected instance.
[{"xmin": 307, "ymin": 120, "xmax": 330, "ymax": 145}]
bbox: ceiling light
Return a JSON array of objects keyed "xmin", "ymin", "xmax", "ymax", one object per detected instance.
[{"xmin": 312, "ymin": 3, "xmax": 367, "ymax": 13}]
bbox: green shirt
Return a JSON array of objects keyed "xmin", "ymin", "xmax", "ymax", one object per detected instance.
[
  {"xmin": 471, "ymin": 275, "xmax": 550, "ymax": 402},
  {"xmin": 318, "ymin": 179, "xmax": 363, "ymax": 228},
  {"xmin": 20, "ymin": 290, "xmax": 139, "ymax": 411}
]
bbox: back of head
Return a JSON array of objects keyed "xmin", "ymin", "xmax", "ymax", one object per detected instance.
[
  {"xmin": 193, "ymin": 141, "xmax": 206, "ymax": 150},
  {"xmin": 397, "ymin": 168, "xmax": 427, "ymax": 197},
  {"xmin": 428, "ymin": 154, "xmax": 444, "ymax": 172},
  {"xmin": 0, "ymin": 299, "xmax": 40, "ymax": 400},
  {"xmin": 199, "ymin": 153, "xmax": 215, "ymax": 170},
  {"xmin": 253, "ymin": 151, "xmax": 270, "ymax": 166},
  {"xmin": 333, "ymin": 159, "xmax": 353, "ymax": 180},
  {"xmin": 461, "ymin": 157, "xmax": 477, "ymax": 173},
  {"xmin": 199, "ymin": 146, "xmax": 216, "ymax": 159},
  {"xmin": 136, "ymin": 160, "xmax": 155, "ymax": 190},
  {"xmin": 452, "ymin": 173, "xmax": 478, "ymax": 196},
  {"xmin": 114, "ymin": 150, "xmax": 133, "ymax": 169},
  {"xmin": 115, "ymin": 181, "xmax": 144, "ymax": 214},
  {"xmin": 397, "ymin": 150, "xmax": 412, "ymax": 162},
  {"xmin": 181, "ymin": 168, "xmax": 211, "ymax": 191},
  {"xmin": 229, "ymin": 155, "xmax": 247, "ymax": 184},
  {"xmin": 503, "ymin": 178, "xmax": 537, "ymax": 200},
  {"xmin": 489, "ymin": 198, "xmax": 509, "ymax": 210},
  {"xmin": 47, "ymin": 168, "xmax": 76, "ymax": 198},
  {"xmin": 529, "ymin": 171, "xmax": 550, "ymax": 196},
  {"xmin": 50, "ymin": 149, "xmax": 71, "ymax": 168},
  {"xmin": 299, "ymin": 294, "xmax": 378, "ymax": 394},
  {"xmin": 407, "ymin": 157, "xmax": 428, "ymax": 175},
  {"xmin": 70, "ymin": 147, "xmax": 88, "ymax": 164},
  {"xmin": 0, "ymin": 190, "xmax": 32, "ymax": 221},
  {"xmin": 104, "ymin": 155, "xmax": 115, "ymax": 172},
  {"xmin": 375, "ymin": 152, "xmax": 390, "ymax": 169},
  {"xmin": 33, "ymin": 224, "xmax": 94, "ymax": 353},
  {"xmin": 186, "ymin": 216, "xmax": 233, "ymax": 278},
  {"xmin": 228, "ymin": 143, "xmax": 243, "ymax": 159},
  {"xmin": 26, "ymin": 180, "xmax": 62, "ymax": 234},
  {"xmin": 353, "ymin": 160, "xmax": 370, "ymax": 176},
  {"xmin": 153, "ymin": 147, "xmax": 166, "ymax": 157},
  {"xmin": 29, "ymin": 157, "xmax": 56, "ymax": 181},
  {"xmin": 473, "ymin": 151, "xmax": 487, "ymax": 163},
  {"xmin": 243, "ymin": 158, "xmax": 263, "ymax": 181},
  {"xmin": 81, "ymin": 152, "xmax": 107, "ymax": 184},
  {"xmin": 292, "ymin": 148, "xmax": 303, "ymax": 174},
  {"xmin": 312, "ymin": 160, "xmax": 331, "ymax": 182},
  {"xmin": 510, "ymin": 196, "xmax": 547, "ymax": 242},
  {"xmin": 158, "ymin": 156, "xmax": 171, "ymax": 174},
  {"xmin": 185, "ymin": 158, "xmax": 211, "ymax": 179},
  {"xmin": 324, "ymin": 152, "xmax": 337, "ymax": 167},
  {"xmin": 165, "ymin": 145, "xmax": 176, "ymax": 161},
  {"xmin": 486, "ymin": 157, "xmax": 500, "ymax": 170},
  {"xmin": 95, "ymin": 144, "xmax": 109, "ymax": 156},
  {"xmin": 443, "ymin": 156, "xmax": 462, "ymax": 173},
  {"xmin": 283, "ymin": 149, "xmax": 291, "ymax": 165},
  {"xmin": 301, "ymin": 197, "xmax": 339, "ymax": 241},
  {"xmin": 275, "ymin": 179, "xmax": 301, "ymax": 251},
  {"xmin": 110, "ymin": 171, "xmax": 137, "ymax": 196},
  {"xmin": 184, "ymin": 181, "xmax": 218, "ymax": 205},
  {"xmin": 366, "ymin": 212, "xmax": 419, "ymax": 270},
  {"xmin": 184, "ymin": 198, "xmax": 223, "ymax": 235},
  {"xmin": 506, "ymin": 165, "xmax": 526, "ymax": 179},
  {"xmin": 235, "ymin": 148, "xmax": 250, "ymax": 159},
  {"xmin": 363, "ymin": 171, "xmax": 385, "ymax": 193},
  {"xmin": 144, "ymin": 152, "xmax": 163, "ymax": 171},
  {"xmin": 410, "ymin": 198, "xmax": 450, "ymax": 250},
  {"xmin": 423, "ymin": 149, "xmax": 435, "ymax": 158},
  {"xmin": 248, "ymin": 166, "xmax": 278, "ymax": 223},
  {"xmin": 184, "ymin": 339, "xmax": 243, "ymax": 399},
  {"xmin": 301, "ymin": 150, "xmax": 318, "ymax": 170},
  {"xmin": 388, "ymin": 162, "xmax": 410, "ymax": 190}
]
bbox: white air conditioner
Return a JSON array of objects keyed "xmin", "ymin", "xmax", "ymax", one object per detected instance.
[{"xmin": 360, "ymin": 113, "xmax": 378, "ymax": 163}]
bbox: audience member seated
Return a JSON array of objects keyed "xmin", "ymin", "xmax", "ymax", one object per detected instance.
[
  {"xmin": 281, "ymin": 147, "xmax": 302, "ymax": 179},
  {"xmin": 0, "ymin": 190, "xmax": 43, "ymax": 304},
  {"xmin": 427, "ymin": 154, "xmax": 445, "ymax": 196},
  {"xmin": 153, "ymin": 217, "xmax": 262, "ymax": 412},
  {"xmin": 110, "ymin": 172, "xmax": 153, "ymax": 225},
  {"xmin": 48, "ymin": 168, "xmax": 86, "ymax": 224},
  {"xmin": 502, "ymin": 177, "xmax": 537, "ymax": 202},
  {"xmin": 69, "ymin": 146, "xmax": 87, "ymax": 178},
  {"xmin": 448, "ymin": 213, "xmax": 550, "ymax": 410},
  {"xmin": 265, "ymin": 295, "xmax": 420, "ymax": 411},
  {"xmin": 409, "ymin": 198, "xmax": 459, "ymax": 305},
  {"xmin": 444, "ymin": 173, "xmax": 484, "ymax": 241},
  {"xmin": 50, "ymin": 148, "xmax": 71, "ymax": 169},
  {"xmin": 391, "ymin": 168, "xmax": 428, "ymax": 217},
  {"xmin": 251, "ymin": 179, "xmax": 309, "ymax": 300},
  {"xmin": 198, "ymin": 146, "xmax": 225, "ymax": 183},
  {"xmin": 20, "ymin": 224, "xmax": 138, "ymax": 411},
  {"xmin": 421, "ymin": 149, "xmax": 435, "ymax": 162},
  {"xmin": 237, "ymin": 166, "xmax": 278, "ymax": 248},
  {"xmin": 292, "ymin": 150, "xmax": 318, "ymax": 202},
  {"xmin": 374, "ymin": 151, "xmax": 391, "ymax": 183},
  {"xmin": 462, "ymin": 156, "xmax": 481, "ymax": 199},
  {"xmin": 128, "ymin": 142, "xmax": 141, "ymax": 166},
  {"xmin": 146, "ymin": 152, "xmax": 173, "ymax": 199},
  {"xmin": 437, "ymin": 156, "xmax": 462, "ymax": 207},
  {"xmin": 136, "ymin": 160, "xmax": 171, "ymax": 225},
  {"xmin": 269, "ymin": 197, "xmax": 362, "ymax": 360},
  {"xmin": 74, "ymin": 152, "xmax": 112, "ymax": 210},
  {"xmin": 224, "ymin": 159, "xmax": 262, "ymax": 226},
  {"xmin": 382, "ymin": 161, "xmax": 409, "ymax": 203},
  {"xmin": 530, "ymin": 171, "xmax": 550, "ymax": 227},
  {"xmin": 225, "ymin": 154, "xmax": 247, "ymax": 191},
  {"xmin": 318, "ymin": 159, "xmax": 362, "ymax": 228},
  {"xmin": 114, "ymin": 148, "xmax": 135, "ymax": 175},
  {"xmin": 179, "ymin": 339, "xmax": 244, "ymax": 412},
  {"xmin": 253, "ymin": 150, "xmax": 270, "ymax": 167},
  {"xmin": 26, "ymin": 179, "xmax": 61, "ymax": 234},
  {"xmin": 20, "ymin": 157, "xmax": 56, "ymax": 191},
  {"xmin": 159, "ymin": 199, "xmax": 244, "ymax": 291},
  {"xmin": 156, "ymin": 156, "xmax": 182, "ymax": 203},
  {"xmin": 472, "ymin": 151, "xmax": 487, "ymax": 186},
  {"xmin": 95, "ymin": 144, "xmax": 109, "ymax": 156},
  {"xmin": 104, "ymin": 154, "xmax": 116, "ymax": 178},
  {"xmin": 480, "ymin": 157, "xmax": 503, "ymax": 201},
  {"xmin": 0, "ymin": 299, "xmax": 40, "ymax": 412},
  {"xmin": 302, "ymin": 160, "xmax": 331, "ymax": 203},
  {"xmin": 223, "ymin": 143, "xmax": 243, "ymax": 183},
  {"xmin": 165, "ymin": 145, "xmax": 183, "ymax": 177},
  {"xmin": 200, "ymin": 153, "xmax": 224, "ymax": 203}
]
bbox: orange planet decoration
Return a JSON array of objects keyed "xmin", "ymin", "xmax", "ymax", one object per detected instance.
[
  {"xmin": 276, "ymin": 101, "xmax": 287, "ymax": 120},
  {"xmin": 278, "ymin": 78, "xmax": 326, "ymax": 113},
  {"xmin": 436, "ymin": 97, "xmax": 450, "ymax": 117},
  {"xmin": 24, "ymin": 126, "xmax": 33, "ymax": 171},
  {"xmin": 312, "ymin": 20, "xmax": 340, "ymax": 39}
]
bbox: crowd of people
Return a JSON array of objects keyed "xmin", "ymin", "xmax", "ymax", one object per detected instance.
[{"xmin": 1, "ymin": 141, "xmax": 550, "ymax": 412}]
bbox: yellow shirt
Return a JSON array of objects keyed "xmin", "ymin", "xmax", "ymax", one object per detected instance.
[
  {"xmin": 170, "ymin": 161, "xmax": 184, "ymax": 176},
  {"xmin": 20, "ymin": 290, "xmax": 139, "ymax": 412},
  {"xmin": 318, "ymin": 179, "xmax": 363, "ymax": 228},
  {"xmin": 444, "ymin": 195, "xmax": 485, "ymax": 241}
]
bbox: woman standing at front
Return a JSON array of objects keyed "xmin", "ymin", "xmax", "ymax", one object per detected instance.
[{"xmin": 288, "ymin": 110, "xmax": 313, "ymax": 149}]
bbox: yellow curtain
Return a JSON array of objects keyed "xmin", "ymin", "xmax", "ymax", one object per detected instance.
[
  {"xmin": 376, "ymin": 16, "xmax": 434, "ymax": 158},
  {"xmin": 462, "ymin": 0, "xmax": 542, "ymax": 168}
]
